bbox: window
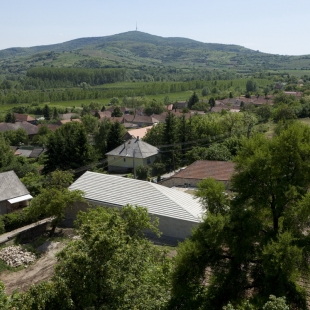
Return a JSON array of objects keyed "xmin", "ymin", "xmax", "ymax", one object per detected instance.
[
  {"xmin": 123, "ymin": 158, "xmax": 126, "ymax": 162},
  {"xmin": 147, "ymin": 158, "xmax": 151, "ymax": 164}
]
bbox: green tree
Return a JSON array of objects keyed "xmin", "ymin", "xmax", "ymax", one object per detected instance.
[
  {"xmin": 4, "ymin": 112, "xmax": 15, "ymax": 123},
  {"xmin": 170, "ymin": 123, "xmax": 310, "ymax": 309},
  {"xmin": 28, "ymin": 187, "xmax": 84, "ymax": 235},
  {"xmin": 201, "ymin": 87, "xmax": 210, "ymax": 97},
  {"xmin": 81, "ymin": 114, "xmax": 99, "ymax": 134},
  {"xmin": 256, "ymin": 104, "xmax": 272, "ymax": 122},
  {"xmin": 52, "ymin": 107, "xmax": 59, "ymax": 120},
  {"xmin": 136, "ymin": 165, "xmax": 150, "ymax": 180},
  {"xmin": 206, "ymin": 143, "xmax": 232, "ymax": 161},
  {"xmin": 246, "ymin": 79, "xmax": 257, "ymax": 92},
  {"xmin": 111, "ymin": 106, "xmax": 123, "ymax": 117},
  {"xmin": 4, "ymin": 128, "xmax": 28, "ymax": 145},
  {"xmin": 106, "ymin": 121, "xmax": 125, "ymax": 152},
  {"xmin": 94, "ymin": 119, "xmax": 112, "ymax": 157},
  {"xmin": 186, "ymin": 146, "xmax": 209, "ymax": 164},
  {"xmin": 21, "ymin": 172, "xmax": 45, "ymax": 196},
  {"xmin": 162, "ymin": 112, "xmax": 179, "ymax": 170},
  {"xmin": 43, "ymin": 104, "xmax": 51, "ymax": 120},
  {"xmin": 0, "ymin": 133, "xmax": 15, "ymax": 170},
  {"xmin": 31, "ymin": 124, "xmax": 52, "ymax": 146},
  {"xmin": 144, "ymin": 100, "xmax": 165, "ymax": 116},
  {"xmin": 188, "ymin": 92, "xmax": 199, "ymax": 109},
  {"xmin": 50, "ymin": 205, "xmax": 171, "ymax": 309},
  {"xmin": 43, "ymin": 122, "xmax": 96, "ymax": 173},
  {"xmin": 209, "ymin": 97, "xmax": 216, "ymax": 110},
  {"xmin": 273, "ymin": 105, "xmax": 297, "ymax": 123},
  {"xmin": 143, "ymin": 122, "xmax": 164, "ymax": 146}
]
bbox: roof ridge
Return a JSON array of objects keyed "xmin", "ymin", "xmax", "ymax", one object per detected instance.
[{"xmin": 149, "ymin": 182, "xmax": 202, "ymax": 221}]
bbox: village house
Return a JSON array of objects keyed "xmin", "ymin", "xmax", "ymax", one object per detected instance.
[
  {"xmin": 13, "ymin": 113, "xmax": 36, "ymax": 125},
  {"xmin": 0, "ymin": 171, "xmax": 33, "ymax": 215},
  {"xmin": 160, "ymin": 160, "xmax": 235, "ymax": 188},
  {"xmin": 105, "ymin": 137, "xmax": 159, "ymax": 173},
  {"xmin": 0, "ymin": 122, "xmax": 39, "ymax": 139}
]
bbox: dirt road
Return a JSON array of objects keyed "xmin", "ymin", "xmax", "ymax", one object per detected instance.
[{"xmin": 0, "ymin": 241, "xmax": 65, "ymax": 295}]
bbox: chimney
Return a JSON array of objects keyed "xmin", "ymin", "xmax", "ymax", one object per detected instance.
[{"xmin": 136, "ymin": 136, "xmax": 139, "ymax": 141}]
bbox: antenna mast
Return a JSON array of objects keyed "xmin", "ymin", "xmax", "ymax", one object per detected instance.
[{"xmin": 136, "ymin": 22, "xmax": 137, "ymax": 31}]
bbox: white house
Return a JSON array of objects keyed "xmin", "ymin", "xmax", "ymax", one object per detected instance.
[
  {"xmin": 68, "ymin": 172, "xmax": 204, "ymax": 240},
  {"xmin": 105, "ymin": 137, "xmax": 159, "ymax": 173}
]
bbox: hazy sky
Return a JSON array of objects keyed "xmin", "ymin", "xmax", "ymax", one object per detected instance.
[{"xmin": 1, "ymin": 0, "xmax": 309, "ymax": 56}]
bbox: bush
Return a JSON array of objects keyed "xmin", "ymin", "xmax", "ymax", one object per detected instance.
[{"xmin": 2, "ymin": 207, "xmax": 40, "ymax": 233}]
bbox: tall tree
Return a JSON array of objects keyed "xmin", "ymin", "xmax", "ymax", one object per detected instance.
[
  {"xmin": 188, "ymin": 92, "xmax": 199, "ymax": 109},
  {"xmin": 43, "ymin": 122, "xmax": 96, "ymax": 173},
  {"xmin": 162, "ymin": 112, "xmax": 179, "ymax": 170},
  {"xmin": 0, "ymin": 133, "xmax": 15, "ymax": 170},
  {"xmin": 170, "ymin": 123, "xmax": 310, "ymax": 309},
  {"xmin": 106, "ymin": 121, "xmax": 125, "ymax": 152},
  {"xmin": 43, "ymin": 104, "xmax": 51, "ymax": 120},
  {"xmin": 94, "ymin": 119, "xmax": 112, "ymax": 157}
]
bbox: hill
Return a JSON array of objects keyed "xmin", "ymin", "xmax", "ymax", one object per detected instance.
[{"xmin": 1, "ymin": 31, "xmax": 310, "ymax": 76}]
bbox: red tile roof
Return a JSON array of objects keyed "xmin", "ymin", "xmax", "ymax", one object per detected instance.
[
  {"xmin": 13, "ymin": 113, "xmax": 35, "ymax": 122},
  {"xmin": 172, "ymin": 160, "xmax": 235, "ymax": 181}
]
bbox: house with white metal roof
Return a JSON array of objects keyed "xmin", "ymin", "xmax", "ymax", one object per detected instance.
[
  {"xmin": 105, "ymin": 137, "xmax": 160, "ymax": 173},
  {"xmin": 68, "ymin": 171, "xmax": 204, "ymax": 239},
  {"xmin": 0, "ymin": 171, "xmax": 33, "ymax": 214}
]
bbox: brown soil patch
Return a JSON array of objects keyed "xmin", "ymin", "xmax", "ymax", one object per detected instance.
[{"xmin": 0, "ymin": 241, "xmax": 65, "ymax": 295}]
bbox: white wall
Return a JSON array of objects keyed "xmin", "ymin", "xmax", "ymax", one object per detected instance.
[{"xmin": 64, "ymin": 201, "xmax": 198, "ymax": 240}]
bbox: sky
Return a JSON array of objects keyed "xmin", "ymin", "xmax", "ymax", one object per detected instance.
[{"xmin": 1, "ymin": 0, "xmax": 309, "ymax": 56}]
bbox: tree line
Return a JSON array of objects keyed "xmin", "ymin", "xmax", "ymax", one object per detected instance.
[{"xmin": 26, "ymin": 67, "xmax": 126, "ymax": 86}]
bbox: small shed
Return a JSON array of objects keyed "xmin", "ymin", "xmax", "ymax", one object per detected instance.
[{"xmin": 0, "ymin": 171, "xmax": 33, "ymax": 214}]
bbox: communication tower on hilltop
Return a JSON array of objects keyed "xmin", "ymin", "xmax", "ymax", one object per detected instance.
[{"xmin": 136, "ymin": 22, "xmax": 138, "ymax": 31}]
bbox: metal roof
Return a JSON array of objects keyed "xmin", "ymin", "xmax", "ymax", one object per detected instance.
[
  {"xmin": 8, "ymin": 194, "xmax": 33, "ymax": 204},
  {"xmin": 69, "ymin": 171, "xmax": 204, "ymax": 223},
  {"xmin": 0, "ymin": 171, "xmax": 30, "ymax": 202},
  {"xmin": 105, "ymin": 138, "xmax": 159, "ymax": 159}
]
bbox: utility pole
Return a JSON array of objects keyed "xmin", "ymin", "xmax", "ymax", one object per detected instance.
[{"xmin": 133, "ymin": 149, "xmax": 136, "ymax": 179}]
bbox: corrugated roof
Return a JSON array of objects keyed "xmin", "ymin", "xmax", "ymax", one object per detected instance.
[
  {"xmin": 0, "ymin": 171, "xmax": 30, "ymax": 201},
  {"xmin": 172, "ymin": 160, "xmax": 235, "ymax": 181},
  {"xmin": 106, "ymin": 138, "xmax": 159, "ymax": 159},
  {"xmin": 69, "ymin": 171, "xmax": 204, "ymax": 223}
]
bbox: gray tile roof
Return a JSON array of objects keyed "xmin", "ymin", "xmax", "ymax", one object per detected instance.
[
  {"xmin": 106, "ymin": 138, "xmax": 159, "ymax": 159},
  {"xmin": 0, "ymin": 171, "xmax": 30, "ymax": 201},
  {"xmin": 69, "ymin": 171, "xmax": 204, "ymax": 223},
  {"xmin": 0, "ymin": 122, "xmax": 38, "ymax": 135}
]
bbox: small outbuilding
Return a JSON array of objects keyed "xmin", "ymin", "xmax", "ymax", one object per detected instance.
[
  {"xmin": 0, "ymin": 171, "xmax": 33, "ymax": 214},
  {"xmin": 68, "ymin": 171, "xmax": 204, "ymax": 240}
]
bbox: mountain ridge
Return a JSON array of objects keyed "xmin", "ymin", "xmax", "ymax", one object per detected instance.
[{"xmin": 1, "ymin": 31, "xmax": 310, "ymax": 75}]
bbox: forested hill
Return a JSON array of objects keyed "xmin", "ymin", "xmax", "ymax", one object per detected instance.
[
  {"xmin": 0, "ymin": 31, "xmax": 250, "ymax": 59},
  {"xmin": 1, "ymin": 31, "xmax": 310, "ymax": 75}
]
